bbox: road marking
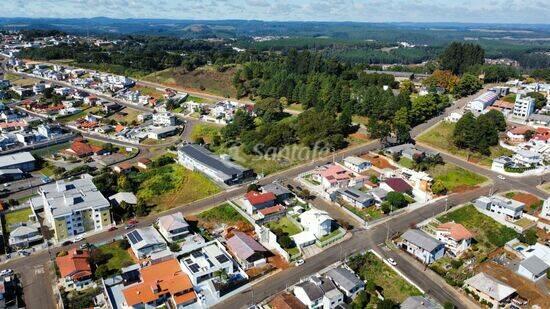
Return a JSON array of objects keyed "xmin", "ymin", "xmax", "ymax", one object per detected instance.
[{"xmin": 34, "ymin": 265, "xmax": 44, "ymax": 274}]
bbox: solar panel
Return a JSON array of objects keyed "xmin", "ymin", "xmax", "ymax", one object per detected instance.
[
  {"xmin": 132, "ymin": 230, "xmax": 143, "ymax": 242},
  {"xmin": 127, "ymin": 232, "xmax": 137, "ymax": 244},
  {"xmin": 191, "ymin": 251, "xmax": 202, "ymax": 258},
  {"xmin": 127, "ymin": 230, "xmax": 142, "ymax": 244},
  {"xmin": 189, "ymin": 264, "xmax": 200, "ymax": 273},
  {"xmin": 216, "ymin": 254, "xmax": 229, "ymax": 263}
]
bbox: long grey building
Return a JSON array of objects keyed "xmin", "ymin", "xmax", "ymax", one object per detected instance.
[
  {"xmin": 0, "ymin": 151, "xmax": 36, "ymax": 172},
  {"xmin": 177, "ymin": 144, "xmax": 253, "ymax": 185}
]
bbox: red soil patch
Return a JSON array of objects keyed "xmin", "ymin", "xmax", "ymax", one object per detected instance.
[
  {"xmin": 363, "ymin": 154, "xmax": 396, "ymax": 170},
  {"xmin": 512, "ymin": 193, "xmax": 541, "ymax": 207},
  {"xmin": 450, "ymin": 185, "xmax": 477, "ymax": 193}
]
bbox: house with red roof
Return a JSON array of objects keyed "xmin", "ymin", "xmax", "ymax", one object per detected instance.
[
  {"xmin": 380, "ymin": 177, "xmax": 412, "ymax": 194},
  {"xmin": 113, "ymin": 162, "xmax": 134, "ymax": 174},
  {"xmin": 55, "ymin": 249, "xmax": 92, "ymax": 291},
  {"xmin": 121, "ymin": 258, "xmax": 196, "ymax": 308},
  {"xmin": 244, "ymin": 190, "xmax": 276, "ymax": 215},
  {"xmin": 226, "ymin": 231, "xmax": 268, "ymax": 269},
  {"xmin": 506, "ymin": 126, "xmax": 535, "ymax": 143},
  {"xmin": 313, "ymin": 163, "xmax": 365, "ymax": 190},
  {"xmin": 533, "ymin": 127, "xmax": 550, "ymax": 143},
  {"xmin": 65, "ymin": 139, "xmax": 105, "ymax": 157},
  {"xmin": 435, "ymin": 222, "xmax": 474, "ymax": 257}
]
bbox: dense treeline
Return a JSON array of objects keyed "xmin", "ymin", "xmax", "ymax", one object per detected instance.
[
  {"xmin": 453, "ymin": 110, "xmax": 506, "ymax": 155},
  {"xmin": 439, "ymin": 42, "xmax": 485, "ymax": 75}
]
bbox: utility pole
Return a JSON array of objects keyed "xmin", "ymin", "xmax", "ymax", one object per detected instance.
[{"xmin": 445, "ymin": 198, "xmax": 449, "ymax": 212}]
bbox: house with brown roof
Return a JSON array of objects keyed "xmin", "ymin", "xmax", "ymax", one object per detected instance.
[
  {"xmin": 506, "ymin": 126, "xmax": 535, "ymax": 143},
  {"xmin": 65, "ymin": 139, "xmax": 105, "ymax": 158},
  {"xmin": 226, "ymin": 231, "xmax": 268, "ymax": 269},
  {"xmin": 435, "ymin": 222, "xmax": 474, "ymax": 257},
  {"xmin": 137, "ymin": 158, "xmax": 152, "ymax": 170},
  {"xmin": 269, "ymin": 292, "xmax": 307, "ymax": 309},
  {"xmin": 55, "ymin": 249, "xmax": 92, "ymax": 291},
  {"xmin": 122, "ymin": 258, "xmax": 196, "ymax": 308},
  {"xmin": 113, "ymin": 162, "xmax": 134, "ymax": 174},
  {"xmin": 380, "ymin": 177, "xmax": 412, "ymax": 194}
]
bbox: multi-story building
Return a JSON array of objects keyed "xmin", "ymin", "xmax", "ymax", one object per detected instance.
[
  {"xmin": 512, "ymin": 94, "xmax": 535, "ymax": 120},
  {"xmin": 474, "ymin": 195, "xmax": 524, "ymax": 221},
  {"xmin": 157, "ymin": 212, "xmax": 190, "ymax": 242},
  {"xmin": 152, "ymin": 112, "xmax": 176, "ymax": 126},
  {"xmin": 398, "ymin": 229, "xmax": 445, "ymax": 264},
  {"xmin": 30, "ymin": 178, "xmax": 112, "ymax": 241},
  {"xmin": 434, "ymin": 222, "xmax": 474, "ymax": 257},
  {"xmin": 180, "ymin": 241, "xmax": 237, "ymax": 285}
]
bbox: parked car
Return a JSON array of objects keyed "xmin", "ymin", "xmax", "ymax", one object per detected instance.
[
  {"xmin": 73, "ymin": 235, "xmax": 85, "ymax": 243},
  {"xmin": 0, "ymin": 269, "xmax": 14, "ymax": 276},
  {"xmin": 125, "ymin": 224, "xmax": 135, "ymax": 230},
  {"xmin": 18, "ymin": 250, "xmax": 30, "ymax": 256},
  {"xmin": 497, "ymin": 175, "xmax": 506, "ymax": 180},
  {"xmin": 295, "ymin": 259, "xmax": 305, "ymax": 266},
  {"xmin": 128, "ymin": 219, "xmax": 139, "ymax": 225},
  {"xmin": 387, "ymin": 258, "xmax": 397, "ymax": 266},
  {"xmin": 108, "ymin": 226, "xmax": 118, "ymax": 232},
  {"xmin": 61, "ymin": 240, "xmax": 72, "ymax": 246}
]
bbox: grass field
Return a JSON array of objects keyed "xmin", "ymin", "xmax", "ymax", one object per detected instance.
[
  {"xmin": 438, "ymin": 204, "xmax": 517, "ymax": 248},
  {"xmin": 190, "ymin": 123, "xmax": 222, "ymax": 143},
  {"xmin": 197, "ymin": 203, "xmax": 252, "ymax": 231},
  {"xmin": 31, "ymin": 141, "xmax": 72, "ymax": 158},
  {"xmin": 133, "ymin": 164, "xmax": 220, "ymax": 212},
  {"xmin": 429, "ymin": 163, "xmax": 487, "ymax": 192},
  {"xmin": 348, "ymin": 252, "xmax": 422, "ymax": 303},
  {"xmin": 95, "ymin": 240, "xmax": 134, "ymax": 276},
  {"xmin": 107, "ymin": 107, "xmax": 142, "ymax": 124},
  {"xmin": 286, "ymin": 103, "xmax": 303, "ymax": 112},
  {"xmin": 398, "ymin": 157, "xmax": 414, "ymax": 169},
  {"xmin": 417, "ymin": 121, "xmax": 513, "ymax": 166},
  {"xmin": 132, "ymin": 85, "xmax": 164, "ymax": 99},
  {"xmin": 4, "ymin": 72, "xmax": 39, "ymax": 86},
  {"xmin": 56, "ymin": 106, "xmax": 102, "ymax": 123},
  {"xmin": 4, "ymin": 208, "xmax": 33, "ymax": 232},
  {"xmin": 143, "ymin": 65, "xmax": 238, "ymax": 98},
  {"xmin": 266, "ymin": 217, "xmax": 302, "ymax": 236},
  {"xmin": 185, "ymin": 95, "xmax": 212, "ymax": 104}
]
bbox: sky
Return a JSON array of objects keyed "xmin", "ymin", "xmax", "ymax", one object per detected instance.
[{"xmin": 1, "ymin": 0, "xmax": 549, "ymax": 24}]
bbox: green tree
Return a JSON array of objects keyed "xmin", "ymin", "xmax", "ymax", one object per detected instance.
[
  {"xmin": 94, "ymin": 264, "xmax": 111, "ymax": 278},
  {"xmin": 453, "ymin": 112, "xmax": 478, "ymax": 149},
  {"xmin": 431, "ymin": 180, "xmax": 447, "ymax": 195},
  {"xmin": 135, "ymin": 198, "xmax": 148, "ymax": 217},
  {"xmin": 386, "ymin": 191, "xmax": 409, "ymax": 209},
  {"xmin": 168, "ymin": 242, "xmax": 180, "ymax": 252},
  {"xmin": 440, "ymin": 42, "xmax": 485, "ymax": 75},
  {"xmin": 483, "ymin": 109, "xmax": 507, "ymax": 132},
  {"xmin": 527, "ymin": 92, "xmax": 547, "ymax": 110},
  {"xmin": 377, "ymin": 299, "xmax": 397, "ymax": 309},
  {"xmin": 518, "ymin": 229, "xmax": 538, "ymax": 245},
  {"xmin": 454, "ymin": 73, "xmax": 482, "ymax": 97},
  {"xmin": 117, "ymin": 175, "xmax": 134, "ymax": 192}
]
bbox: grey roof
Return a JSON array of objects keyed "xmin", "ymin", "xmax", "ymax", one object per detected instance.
[
  {"xmin": 125, "ymin": 226, "xmax": 166, "ymax": 250},
  {"xmin": 385, "ymin": 143, "xmax": 415, "ymax": 154},
  {"xmin": 489, "ymin": 196, "xmax": 524, "ymax": 211},
  {"xmin": 400, "ymin": 296, "xmax": 442, "ymax": 309},
  {"xmin": 464, "ymin": 273, "xmax": 516, "ymax": 301},
  {"xmin": 0, "ymin": 168, "xmax": 23, "ymax": 175},
  {"xmin": 296, "ymin": 281, "xmax": 323, "ymax": 301},
  {"xmin": 38, "ymin": 178, "xmax": 110, "ymax": 218},
  {"xmin": 401, "ymin": 229, "xmax": 443, "ymax": 252},
  {"xmin": 9, "ymin": 225, "xmax": 39, "ymax": 238},
  {"xmin": 326, "ymin": 267, "xmax": 364, "ymax": 292},
  {"xmin": 262, "ymin": 183, "xmax": 291, "ymax": 197},
  {"xmin": 520, "ymin": 255, "xmax": 549, "ymax": 275},
  {"xmin": 0, "ymin": 152, "xmax": 35, "ymax": 169},
  {"xmin": 528, "ymin": 113, "xmax": 550, "ymax": 123},
  {"xmin": 226, "ymin": 231, "xmax": 267, "ymax": 260},
  {"xmin": 108, "ymin": 192, "xmax": 137, "ymax": 205},
  {"xmin": 337, "ymin": 188, "xmax": 373, "ymax": 204},
  {"xmin": 179, "ymin": 144, "xmax": 249, "ymax": 179},
  {"xmin": 149, "ymin": 125, "xmax": 178, "ymax": 135},
  {"xmin": 157, "ymin": 212, "xmax": 189, "ymax": 232},
  {"xmin": 343, "ymin": 156, "xmax": 370, "ymax": 166},
  {"xmin": 369, "ymin": 187, "xmax": 388, "ymax": 200}
]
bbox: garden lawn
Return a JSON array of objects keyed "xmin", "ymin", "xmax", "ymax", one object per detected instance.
[
  {"xmin": 197, "ymin": 203, "xmax": 252, "ymax": 230},
  {"xmin": 96, "ymin": 241, "xmax": 133, "ymax": 274},
  {"xmin": 31, "ymin": 141, "xmax": 71, "ymax": 158},
  {"xmin": 190, "ymin": 123, "xmax": 222, "ymax": 144},
  {"xmin": 4, "ymin": 208, "xmax": 33, "ymax": 232},
  {"xmin": 186, "ymin": 95, "xmax": 212, "ymax": 103},
  {"xmin": 417, "ymin": 121, "xmax": 513, "ymax": 166},
  {"xmin": 348, "ymin": 252, "xmax": 422, "ymax": 302},
  {"xmin": 438, "ymin": 204, "xmax": 518, "ymax": 249},
  {"xmin": 266, "ymin": 217, "xmax": 302, "ymax": 236},
  {"xmin": 398, "ymin": 157, "xmax": 414, "ymax": 169},
  {"xmin": 429, "ymin": 163, "xmax": 487, "ymax": 192},
  {"xmin": 133, "ymin": 164, "xmax": 220, "ymax": 212}
]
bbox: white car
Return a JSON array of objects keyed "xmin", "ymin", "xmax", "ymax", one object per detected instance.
[
  {"xmin": 73, "ymin": 235, "xmax": 86, "ymax": 243},
  {"xmin": 295, "ymin": 259, "xmax": 305, "ymax": 266},
  {"xmin": 497, "ymin": 175, "xmax": 506, "ymax": 180},
  {"xmin": 387, "ymin": 258, "xmax": 397, "ymax": 266},
  {"xmin": 0, "ymin": 269, "xmax": 14, "ymax": 276}
]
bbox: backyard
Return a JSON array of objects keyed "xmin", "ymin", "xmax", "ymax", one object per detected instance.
[
  {"xmin": 348, "ymin": 252, "xmax": 422, "ymax": 304},
  {"xmin": 3, "ymin": 207, "xmax": 34, "ymax": 232},
  {"xmin": 132, "ymin": 163, "xmax": 220, "ymax": 212},
  {"xmin": 417, "ymin": 121, "xmax": 513, "ymax": 166},
  {"xmin": 95, "ymin": 240, "xmax": 134, "ymax": 276},
  {"xmin": 196, "ymin": 203, "xmax": 253, "ymax": 232},
  {"xmin": 429, "ymin": 163, "xmax": 487, "ymax": 193},
  {"xmin": 343, "ymin": 203, "xmax": 383, "ymax": 222},
  {"xmin": 265, "ymin": 216, "xmax": 302, "ymax": 236}
]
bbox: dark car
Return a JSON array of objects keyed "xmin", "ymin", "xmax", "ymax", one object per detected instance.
[
  {"xmin": 108, "ymin": 226, "xmax": 118, "ymax": 232},
  {"xmin": 61, "ymin": 240, "xmax": 72, "ymax": 246}
]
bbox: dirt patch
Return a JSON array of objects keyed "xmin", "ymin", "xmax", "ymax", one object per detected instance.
[
  {"xmin": 268, "ymin": 254, "xmax": 291, "ymax": 270},
  {"xmin": 513, "ymin": 193, "xmax": 542, "ymax": 208},
  {"xmin": 478, "ymin": 262, "xmax": 550, "ymax": 308},
  {"xmin": 363, "ymin": 154, "xmax": 396, "ymax": 170},
  {"xmin": 451, "ymin": 185, "xmax": 478, "ymax": 193}
]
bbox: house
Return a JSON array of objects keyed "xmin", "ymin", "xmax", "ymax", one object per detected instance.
[
  {"xmin": 400, "ymin": 296, "xmax": 442, "ymax": 309},
  {"xmin": 244, "ymin": 190, "xmax": 276, "ymax": 215},
  {"xmin": 506, "ymin": 126, "xmax": 534, "ymax": 143},
  {"xmin": 66, "ymin": 139, "xmax": 105, "ymax": 157},
  {"xmin": 257, "ymin": 205, "xmax": 286, "ymax": 222},
  {"xmin": 55, "ymin": 249, "xmax": 92, "ymax": 291},
  {"xmin": 463, "ymin": 273, "xmax": 516, "ymax": 308},
  {"xmin": 299, "ymin": 209, "xmax": 333, "ymax": 238},
  {"xmin": 474, "ymin": 195, "xmax": 524, "ymax": 220},
  {"xmin": 527, "ymin": 113, "xmax": 550, "ymax": 126},
  {"xmin": 0, "ymin": 152, "xmax": 36, "ymax": 172},
  {"xmin": 512, "ymin": 94, "xmax": 535, "ymax": 120},
  {"xmin": 380, "ymin": 177, "xmax": 412, "ymax": 194},
  {"xmin": 147, "ymin": 126, "xmax": 179, "ymax": 140},
  {"xmin": 30, "ymin": 178, "xmax": 112, "ymax": 241},
  {"xmin": 261, "ymin": 183, "xmax": 293, "ymax": 202},
  {"xmin": 152, "ymin": 112, "xmax": 176, "ymax": 126},
  {"xmin": 0, "ymin": 168, "xmax": 25, "ymax": 183},
  {"xmin": 512, "ymin": 149, "xmax": 542, "ymax": 166},
  {"xmin": 343, "ymin": 156, "xmax": 371, "ymax": 173},
  {"xmin": 541, "ymin": 198, "xmax": 550, "ymax": 220},
  {"xmin": 136, "ymin": 158, "xmax": 152, "ymax": 169},
  {"xmin": 517, "ymin": 255, "xmax": 549, "ymax": 281},
  {"xmin": 177, "ymin": 144, "xmax": 253, "ymax": 185},
  {"xmin": 293, "ymin": 276, "xmax": 344, "ymax": 309},
  {"xmin": 8, "ymin": 223, "xmax": 43, "ymax": 249},
  {"xmin": 435, "ymin": 222, "xmax": 474, "ymax": 257},
  {"xmin": 326, "ymin": 267, "xmax": 364, "ymax": 299},
  {"xmin": 126, "ymin": 227, "xmax": 167, "ymax": 259},
  {"xmin": 108, "ymin": 192, "xmax": 137, "ymax": 207},
  {"xmin": 314, "ymin": 164, "xmax": 363, "ymax": 190},
  {"xmin": 157, "ymin": 212, "xmax": 190, "ymax": 242},
  {"xmin": 445, "ymin": 111, "xmax": 463, "ymax": 123},
  {"xmin": 334, "ymin": 188, "xmax": 374, "ymax": 208},
  {"xmin": 180, "ymin": 241, "xmax": 237, "ymax": 285},
  {"xmin": 269, "ymin": 292, "xmax": 307, "ymax": 309},
  {"xmin": 468, "ymin": 92, "xmax": 498, "ymax": 113},
  {"xmin": 369, "ymin": 187, "xmax": 388, "ymax": 203},
  {"xmin": 399, "ymin": 229, "xmax": 445, "ymax": 264},
  {"xmin": 121, "ymin": 259, "xmax": 196, "ymax": 308},
  {"xmin": 103, "ymin": 102, "xmax": 121, "ymax": 113},
  {"xmin": 492, "ymin": 156, "xmax": 513, "ymax": 172},
  {"xmin": 226, "ymin": 231, "xmax": 268, "ymax": 269},
  {"xmin": 113, "ymin": 162, "xmax": 134, "ymax": 174}
]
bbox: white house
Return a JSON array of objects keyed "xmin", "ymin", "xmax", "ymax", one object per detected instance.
[
  {"xmin": 540, "ymin": 198, "xmax": 550, "ymax": 220},
  {"xmin": 435, "ymin": 222, "xmax": 474, "ymax": 257},
  {"xmin": 126, "ymin": 227, "xmax": 167, "ymax": 259},
  {"xmin": 294, "ymin": 276, "xmax": 344, "ymax": 309},
  {"xmin": 152, "ymin": 112, "xmax": 176, "ymax": 126},
  {"xmin": 342, "ymin": 156, "xmax": 371, "ymax": 173},
  {"xmin": 464, "ymin": 273, "xmax": 516, "ymax": 308},
  {"xmin": 445, "ymin": 111, "xmax": 463, "ymax": 123},
  {"xmin": 179, "ymin": 241, "xmax": 238, "ymax": 285},
  {"xmin": 512, "ymin": 149, "xmax": 542, "ymax": 166},
  {"xmin": 399, "ymin": 229, "xmax": 445, "ymax": 264},
  {"xmin": 157, "ymin": 212, "xmax": 190, "ymax": 242},
  {"xmin": 299, "ymin": 208, "xmax": 333, "ymax": 238},
  {"xmin": 326, "ymin": 267, "xmax": 365, "ymax": 299},
  {"xmin": 474, "ymin": 195, "xmax": 524, "ymax": 221},
  {"xmin": 517, "ymin": 255, "xmax": 549, "ymax": 281},
  {"xmin": 512, "ymin": 94, "xmax": 535, "ymax": 120}
]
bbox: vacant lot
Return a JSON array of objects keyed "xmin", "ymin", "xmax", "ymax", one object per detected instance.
[
  {"xmin": 3, "ymin": 208, "xmax": 34, "ymax": 232},
  {"xmin": 417, "ymin": 121, "xmax": 513, "ymax": 166},
  {"xmin": 143, "ymin": 65, "xmax": 238, "ymax": 98},
  {"xmin": 132, "ymin": 85, "xmax": 164, "ymax": 99},
  {"xmin": 348, "ymin": 252, "xmax": 422, "ymax": 303},
  {"xmin": 362, "ymin": 154, "xmax": 396, "ymax": 170},
  {"xmin": 4, "ymin": 72, "xmax": 39, "ymax": 86},
  {"xmin": 507, "ymin": 192, "xmax": 543, "ymax": 214},
  {"xmin": 429, "ymin": 163, "xmax": 487, "ymax": 193},
  {"xmin": 197, "ymin": 203, "xmax": 252, "ymax": 232},
  {"xmin": 95, "ymin": 240, "xmax": 134, "ymax": 276},
  {"xmin": 107, "ymin": 107, "xmax": 142, "ymax": 124},
  {"xmin": 132, "ymin": 164, "xmax": 220, "ymax": 212},
  {"xmin": 190, "ymin": 123, "xmax": 222, "ymax": 143}
]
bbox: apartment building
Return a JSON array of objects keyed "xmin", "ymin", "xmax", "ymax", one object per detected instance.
[
  {"xmin": 31, "ymin": 178, "xmax": 112, "ymax": 241},
  {"xmin": 512, "ymin": 94, "xmax": 535, "ymax": 120}
]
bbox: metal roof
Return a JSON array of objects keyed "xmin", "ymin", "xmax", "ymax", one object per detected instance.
[{"xmin": 401, "ymin": 229, "xmax": 443, "ymax": 252}]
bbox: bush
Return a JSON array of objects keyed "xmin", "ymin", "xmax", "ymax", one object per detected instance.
[{"xmin": 119, "ymin": 239, "xmax": 130, "ymax": 250}]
